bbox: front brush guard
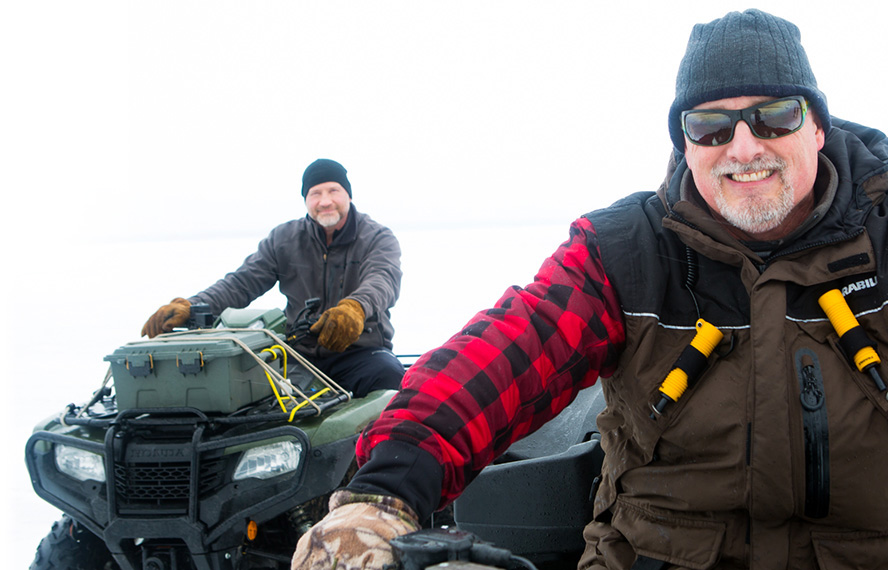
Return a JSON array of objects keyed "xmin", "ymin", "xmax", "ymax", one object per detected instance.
[{"xmin": 26, "ymin": 407, "xmax": 323, "ymax": 570}]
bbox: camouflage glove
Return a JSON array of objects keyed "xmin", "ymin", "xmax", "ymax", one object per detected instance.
[
  {"xmin": 291, "ymin": 490, "xmax": 420, "ymax": 570},
  {"xmin": 141, "ymin": 298, "xmax": 191, "ymax": 338},
  {"xmin": 310, "ymin": 299, "xmax": 365, "ymax": 352}
]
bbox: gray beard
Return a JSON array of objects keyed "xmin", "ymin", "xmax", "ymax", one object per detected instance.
[
  {"xmin": 710, "ymin": 157, "xmax": 794, "ymax": 235},
  {"xmin": 315, "ymin": 212, "xmax": 342, "ymax": 228}
]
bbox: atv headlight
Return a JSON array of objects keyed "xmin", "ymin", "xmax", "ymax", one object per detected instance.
[
  {"xmin": 233, "ymin": 440, "xmax": 303, "ymax": 481},
  {"xmin": 54, "ymin": 444, "xmax": 106, "ymax": 483}
]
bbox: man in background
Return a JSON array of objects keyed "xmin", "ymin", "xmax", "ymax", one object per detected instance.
[{"xmin": 142, "ymin": 158, "xmax": 404, "ymax": 398}]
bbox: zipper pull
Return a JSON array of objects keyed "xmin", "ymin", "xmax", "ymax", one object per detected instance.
[{"xmin": 800, "ymin": 365, "xmax": 825, "ymax": 411}]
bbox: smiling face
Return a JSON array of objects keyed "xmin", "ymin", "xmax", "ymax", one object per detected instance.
[
  {"xmin": 305, "ymin": 181, "xmax": 351, "ymax": 231},
  {"xmin": 684, "ymin": 95, "xmax": 825, "ymax": 240}
]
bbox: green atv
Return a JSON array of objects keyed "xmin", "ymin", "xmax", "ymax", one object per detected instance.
[
  {"xmin": 25, "ymin": 301, "xmax": 608, "ymax": 570},
  {"xmin": 25, "ymin": 303, "xmax": 398, "ymax": 570}
]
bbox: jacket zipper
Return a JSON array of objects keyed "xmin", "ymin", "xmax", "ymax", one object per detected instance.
[
  {"xmin": 322, "ymin": 252, "xmax": 328, "ymax": 308},
  {"xmin": 795, "ymin": 348, "xmax": 830, "ymax": 518}
]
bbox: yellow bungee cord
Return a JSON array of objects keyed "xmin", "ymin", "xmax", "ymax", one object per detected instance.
[{"xmin": 260, "ymin": 345, "xmax": 332, "ymax": 421}]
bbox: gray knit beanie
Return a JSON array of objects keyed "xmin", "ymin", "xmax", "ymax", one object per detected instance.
[
  {"xmin": 668, "ymin": 9, "xmax": 830, "ymax": 152},
  {"xmin": 301, "ymin": 158, "xmax": 352, "ymax": 198}
]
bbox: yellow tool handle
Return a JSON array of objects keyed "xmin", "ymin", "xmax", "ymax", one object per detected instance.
[
  {"xmin": 656, "ymin": 319, "xmax": 723, "ymax": 404},
  {"xmin": 691, "ymin": 318, "xmax": 724, "ymax": 356},
  {"xmin": 819, "ymin": 289, "xmax": 859, "ymax": 337},
  {"xmin": 658, "ymin": 368, "xmax": 690, "ymax": 402},
  {"xmin": 818, "ymin": 289, "xmax": 881, "ymax": 371}
]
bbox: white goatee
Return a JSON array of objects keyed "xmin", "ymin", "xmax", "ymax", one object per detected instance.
[{"xmin": 710, "ymin": 157, "xmax": 794, "ymax": 235}]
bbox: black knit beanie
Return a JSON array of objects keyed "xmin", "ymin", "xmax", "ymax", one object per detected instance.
[
  {"xmin": 301, "ymin": 158, "xmax": 352, "ymax": 198},
  {"xmin": 668, "ymin": 9, "xmax": 830, "ymax": 152}
]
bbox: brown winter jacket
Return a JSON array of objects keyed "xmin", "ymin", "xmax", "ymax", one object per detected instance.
[{"xmin": 580, "ymin": 118, "xmax": 888, "ymax": 569}]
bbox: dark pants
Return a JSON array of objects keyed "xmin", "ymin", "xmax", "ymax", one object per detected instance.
[{"xmin": 308, "ymin": 346, "xmax": 405, "ymax": 398}]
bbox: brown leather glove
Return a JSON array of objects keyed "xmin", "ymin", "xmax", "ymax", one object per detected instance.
[
  {"xmin": 291, "ymin": 490, "xmax": 420, "ymax": 570},
  {"xmin": 310, "ymin": 299, "xmax": 365, "ymax": 352},
  {"xmin": 141, "ymin": 298, "xmax": 191, "ymax": 338}
]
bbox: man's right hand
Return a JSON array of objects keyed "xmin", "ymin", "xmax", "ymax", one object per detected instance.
[
  {"xmin": 141, "ymin": 298, "xmax": 191, "ymax": 338},
  {"xmin": 291, "ymin": 490, "xmax": 419, "ymax": 570}
]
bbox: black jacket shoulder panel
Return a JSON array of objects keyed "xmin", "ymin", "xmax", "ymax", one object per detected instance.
[{"xmin": 584, "ymin": 192, "xmax": 700, "ymax": 324}]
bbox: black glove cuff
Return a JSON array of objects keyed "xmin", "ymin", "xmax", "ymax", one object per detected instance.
[{"xmin": 346, "ymin": 440, "xmax": 444, "ymax": 523}]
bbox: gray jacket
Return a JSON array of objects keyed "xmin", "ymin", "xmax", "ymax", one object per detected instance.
[{"xmin": 190, "ymin": 204, "xmax": 402, "ymax": 356}]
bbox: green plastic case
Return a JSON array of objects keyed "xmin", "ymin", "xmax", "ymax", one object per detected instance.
[{"xmin": 105, "ymin": 329, "xmax": 282, "ymax": 413}]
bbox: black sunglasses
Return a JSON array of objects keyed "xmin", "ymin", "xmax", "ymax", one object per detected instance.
[{"xmin": 681, "ymin": 96, "xmax": 809, "ymax": 147}]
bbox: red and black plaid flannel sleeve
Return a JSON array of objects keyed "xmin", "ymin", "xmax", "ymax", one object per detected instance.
[{"xmin": 356, "ymin": 216, "xmax": 625, "ymax": 506}]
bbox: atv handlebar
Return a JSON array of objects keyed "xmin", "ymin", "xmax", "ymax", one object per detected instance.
[
  {"xmin": 390, "ymin": 528, "xmax": 538, "ymax": 570},
  {"xmin": 185, "ymin": 302, "xmax": 215, "ymax": 329},
  {"xmin": 286, "ymin": 297, "xmax": 322, "ymax": 344}
]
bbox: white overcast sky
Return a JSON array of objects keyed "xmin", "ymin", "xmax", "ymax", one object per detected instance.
[
  {"xmin": 6, "ymin": 1, "xmax": 888, "ymax": 246},
  {"xmin": 4, "ymin": 1, "xmax": 888, "ymax": 566}
]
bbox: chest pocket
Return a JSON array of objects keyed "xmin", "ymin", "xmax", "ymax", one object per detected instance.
[{"xmin": 599, "ymin": 322, "xmax": 736, "ymax": 483}]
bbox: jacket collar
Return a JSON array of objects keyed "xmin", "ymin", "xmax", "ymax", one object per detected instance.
[{"xmin": 308, "ymin": 203, "xmax": 359, "ymax": 247}]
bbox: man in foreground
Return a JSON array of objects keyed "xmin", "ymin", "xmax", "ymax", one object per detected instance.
[{"xmin": 295, "ymin": 10, "xmax": 888, "ymax": 569}]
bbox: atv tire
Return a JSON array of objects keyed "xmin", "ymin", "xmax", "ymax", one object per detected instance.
[{"xmin": 30, "ymin": 515, "xmax": 119, "ymax": 570}]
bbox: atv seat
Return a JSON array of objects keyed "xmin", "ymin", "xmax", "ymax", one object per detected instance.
[{"xmin": 453, "ymin": 384, "xmax": 607, "ymax": 564}]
